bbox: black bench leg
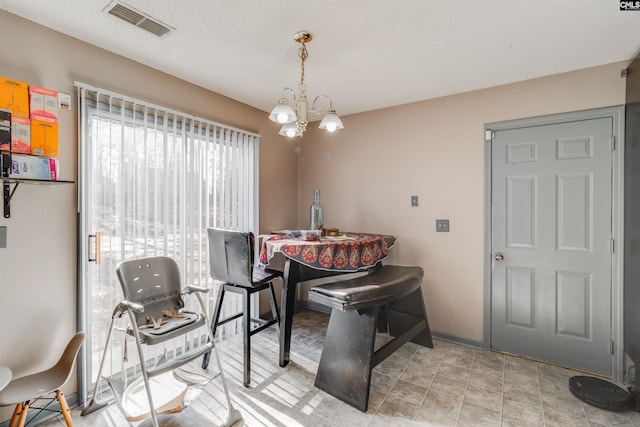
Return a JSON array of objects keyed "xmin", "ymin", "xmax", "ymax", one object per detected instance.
[
  {"xmin": 314, "ymin": 307, "xmax": 378, "ymax": 412},
  {"xmin": 387, "ymin": 287, "xmax": 433, "ymax": 348}
]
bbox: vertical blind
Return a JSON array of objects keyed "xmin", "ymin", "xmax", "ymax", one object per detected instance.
[{"xmin": 75, "ymin": 82, "xmax": 259, "ymax": 397}]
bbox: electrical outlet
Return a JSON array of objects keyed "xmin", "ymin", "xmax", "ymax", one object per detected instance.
[
  {"xmin": 0, "ymin": 226, "xmax": 6, "ymax": 248},
  {"xmin": 411, "ymin": 195, "xmax": 418, "ymax": 207},
  {"xmin": 436, "ymin": 219, "xmax": 449, "ymax": 232}
]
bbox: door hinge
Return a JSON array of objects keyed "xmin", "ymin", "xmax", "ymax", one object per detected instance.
[
  {"xmin": 611, "ymin": 136, "xmax": 615, "ymax": 151},
  {"xmin": 485, "ymin": 130, "xmax": 494, "ymax": 142},
  {"xmin": 610, "ymin": 238, "xmax": 615, "ymax": 253},
  {"xmin": 611, "ymin": 339, "xmax": 615, "ymax": 355}
]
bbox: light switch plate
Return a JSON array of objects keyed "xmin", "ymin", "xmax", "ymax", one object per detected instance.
[
  {"xmin": 436, "ymin": 219, "xmax": 449, "ymax": 232},
  {"xmin": 411, "ymin": 195, "xmax": 418, "ymax": 207}
]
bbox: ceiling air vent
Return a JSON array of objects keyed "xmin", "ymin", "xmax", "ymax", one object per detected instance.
[{"xmin": 104, "ymin": 1, "xmax": 174, "ymax": 37}]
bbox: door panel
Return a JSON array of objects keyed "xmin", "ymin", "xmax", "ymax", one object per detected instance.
[
  {"xmin": 556, "ymin": 270, "xmax": 590, "ymax": 338},
  {"xmin": 491, "ymin": 117, "xmax": 612, "ymax": 376},
  {"xmin": 506, "ymin": 266, "xmax": 535, "ymax": 328},
  {"xmin": 507, "ymin": 176, "xmax": 536, "ymax": 248},
  {"xmin": 558, "ymin": 174, "xmax": 591, "ymax": 251}
]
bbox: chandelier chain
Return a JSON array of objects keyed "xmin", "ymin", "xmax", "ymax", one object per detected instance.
[{"xmin": 298, "ymin": 41, "xmax": 308, "ymax": 89}]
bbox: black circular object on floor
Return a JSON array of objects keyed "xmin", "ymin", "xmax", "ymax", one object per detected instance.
[{"xmin": 569, "ymin": 375, "xmax": 633, "ymax": 412}]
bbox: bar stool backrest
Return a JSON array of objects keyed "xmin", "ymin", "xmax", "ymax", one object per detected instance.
[{"xmin": 207, "ymin": 228, "xmax": 254, "ymax": 288}]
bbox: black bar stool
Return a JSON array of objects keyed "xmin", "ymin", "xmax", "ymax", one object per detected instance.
[{"xmin": 201, "ymin": 228, "xmax": 281, "ymax": 387}]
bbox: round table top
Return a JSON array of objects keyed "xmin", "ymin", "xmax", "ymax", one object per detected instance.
[
  {"xmin": 0, "ymin": 366, "xmax": 12, "ymax": 391},
  {"xmin": 260, "ymin": 232, "xmax": 396, "ymax": 272}
]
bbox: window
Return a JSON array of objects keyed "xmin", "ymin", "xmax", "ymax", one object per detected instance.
[{"xmin": 76, "ymin": 82, "xmax": 259, "ymax": 400}]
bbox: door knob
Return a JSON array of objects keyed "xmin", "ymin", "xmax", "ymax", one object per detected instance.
[{"xmin": 495, "ymin": 253, "xmax": 504, "ymax": 261}]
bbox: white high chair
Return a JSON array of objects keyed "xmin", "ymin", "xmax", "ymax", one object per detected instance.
[{"xmin": 82, "ymin": 256, "xmax": 242, "ymax": 427}]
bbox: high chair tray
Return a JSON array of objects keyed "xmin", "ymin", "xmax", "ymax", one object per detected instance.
[{"xmin": 121, "ymin": 371, "xmax": 187, "ymax": 421}]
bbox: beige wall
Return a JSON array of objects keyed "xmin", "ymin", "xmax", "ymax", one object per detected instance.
[
  {"xmin": 0, "ymin": 10, "xmax": 297, "ymax": 420},
  {"xmin": 298, "ymin": 61, "xmax": 627, "ymax": 342}
]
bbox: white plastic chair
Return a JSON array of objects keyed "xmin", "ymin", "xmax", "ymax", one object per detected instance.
[{"xmin": 0, "ymin": 332, "xmax": 85, "ymax": 427}]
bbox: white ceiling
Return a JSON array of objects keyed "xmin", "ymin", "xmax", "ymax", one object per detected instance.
[{"xmin": 2, "ymin": 0, "xmax": 640, "ymax": 119}]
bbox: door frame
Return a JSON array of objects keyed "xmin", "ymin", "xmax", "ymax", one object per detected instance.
[{"xmin": 483, "ymin": 106, "xmax": 625, "ymax": 381}]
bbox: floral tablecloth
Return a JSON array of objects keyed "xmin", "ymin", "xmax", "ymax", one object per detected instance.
[{"xmin": 259, "ymin": 233, "xmax": 396, "ymax": 272}]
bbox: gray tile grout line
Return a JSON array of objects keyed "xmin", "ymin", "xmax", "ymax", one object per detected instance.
[
  {"xmin": 499, "ymin": 352, "xmax": 506, "ymax": 427},
  {"xmin": 455, "ymin": 348, "xmax": 477, "ymax": 427},
  {"xmin": 412, "ymin": 345, "xmax": 443, "ymax": 425},
  {"xmin": 534, "ymin": 361, "xmax": 547, "ymax": 427},
  {"xmin": 367, "ymin": 340, "xmax": 444, "ymax": 426}
]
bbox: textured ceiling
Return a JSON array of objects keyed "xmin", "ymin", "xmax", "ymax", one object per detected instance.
[{"xmin": 2, "ymin": 0, "xmax": 640, "ymax": 119}]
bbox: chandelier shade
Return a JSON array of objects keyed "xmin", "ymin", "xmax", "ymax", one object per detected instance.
[
  {"xmin": 269, "ymin": 31, "xmax": 343, "ymax": 138},
  {"xmin": 318, "ymin": 109, "xmax": 344, "ymax": 132},
  {"xmin": 279, "ymin": 122, "xmax": 301, "ymax": 138},
  {"xmin": 268, "ymin": 98, "xmax": 296, "ymax": 124}
]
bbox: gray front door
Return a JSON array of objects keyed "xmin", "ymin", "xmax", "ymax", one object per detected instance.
[{"xmin": 491, "ymin": 117, "xmax": 613, "ymax": 376}]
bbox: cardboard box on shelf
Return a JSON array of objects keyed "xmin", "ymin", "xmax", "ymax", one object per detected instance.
[
  {"xmin": 0, "ymin": 78, "xmax": 29, "ymax": 118},
  {"xmin": 10, "ymin": 117, "xmax": 31, "ymax": 154},
  {"xmin": 0, "ymin": 116, "xmax": 30, "ymax": 154},
  {"xmin": 30, "ymin": 117, "xmax": 58, "ymax": 157},
  {"xmin": 10, "ymin": 154, "xmax": 58, "ymax": 180},
  {"xmin": 29, "ymin": 86, "xmax": 58, "ymax": 122}
]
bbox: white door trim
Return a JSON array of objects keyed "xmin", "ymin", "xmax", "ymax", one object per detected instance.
[{"xmin": 483, "ymin": 106, "xmax": 625, "ymax": 381}]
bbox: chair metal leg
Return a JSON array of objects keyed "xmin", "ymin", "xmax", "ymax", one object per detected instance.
[
  {"xmin": 242, "ymin": 287, "xmax": 251, "ymax": 387},
  {"xmin": 211, "ymin": 287, "xmax": 227, "ymax": 337},
  {"xmin": 82, "ymin": 307, "xmax": 121, "ymax": 416},
  {"xmin": 192, "ymin": 291, "xmax": 243, "ymax": 426},
  {"xmin": 203, "ymin": 281, "xmax": 279, "ymax": 387},
  {"xmin": 126, "ymin": 308, "xmax": 159, "ymax": 427},
  {"xmin": 268, "ymin": 283, "xmax": 280, "ymax": 330},
  {"xmin": 56, "ymin": 390, "xmax": 73, "ymax": 427}
]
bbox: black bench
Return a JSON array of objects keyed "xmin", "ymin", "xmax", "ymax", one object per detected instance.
[{"xmin": 308, "ymin": 265, "xmax": 433, "ymax": 412}]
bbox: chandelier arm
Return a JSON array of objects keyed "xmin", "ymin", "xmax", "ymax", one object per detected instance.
[
  {"xmin": 311, "ymin": 94, "xmax": 334, "ymax": 115},
  {"xmin": 281, "ymin": 87, "xmax": 297, "ymax": 102}
]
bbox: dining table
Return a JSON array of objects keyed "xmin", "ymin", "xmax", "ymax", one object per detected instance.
[{"xmin": 259, "ymin": 231, "xmax": 396, "ymax": 366}]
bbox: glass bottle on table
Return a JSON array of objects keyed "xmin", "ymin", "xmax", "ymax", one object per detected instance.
[{"xmin": 309, "ymin": 189, "xmax": 324, "ymax": 230}]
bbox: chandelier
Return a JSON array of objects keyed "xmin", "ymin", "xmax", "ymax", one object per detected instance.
[{"xmin": 268, "ymin": 31, "xmax": 344, "ymax": 138}]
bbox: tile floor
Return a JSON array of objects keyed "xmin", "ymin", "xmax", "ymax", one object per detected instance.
[{"xmin": 41, "ymin": 309, "xmax": 640, "ymax": 426}]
